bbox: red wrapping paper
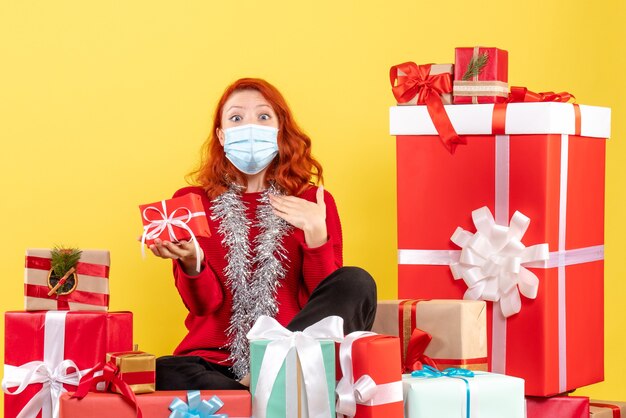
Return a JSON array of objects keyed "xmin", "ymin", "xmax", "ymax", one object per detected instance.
[
  {"xmin": 3, "ymin": 311, "xmax": 133, "ymax": 418},
  {"xmin": 59, "ymin": 390, "xmax": 251, "ymax": 418},
  {"xmin": 393, "ymin": 105, "xmax": 607, "ymax": 396},
  {"xmin": 336, "ymin": 335, "xmax": 403, "ymax": 418},
  {"xmin": 526, "ymin": 395, "xmax": 589, "ymax": 418},
  {"xmin": 453, "ymin": 47, "xmax": 508, "ymax": 104},
  {"xmin": 139, "ymin": 193, "xmax": 210, "ymax": 246}
]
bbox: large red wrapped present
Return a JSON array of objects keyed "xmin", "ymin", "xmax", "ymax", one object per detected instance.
[
  {"xmin": 389, "ymin": 101, "xmax": 610, "ymax": 396},
  {"xmin": 526, "ymin": 395, "xmax": 589, "ymax": 418},
  {"xmin": 2, "ymin": 311, "xmax": 133, "ymax": 418},
  {"xmin": 453, "ymin": 47, "xmax": 508, "ymax": 104},
  {"xmin": 24, "ymin": 248, "xmax": 110, "ymax": 311},
  {"xmin": 59, "ymin": 390, "xmax": 251, "ymax": 418},
  {"xmin": 590, "ymin": 400, "xmax": 626, "ymax": 417},
  {"xmin": 335, "ymin": 332, "xmax": 403, "ymax": 418},
  {"xmin": 372, "ymin": 299, "xmax": 487, "ymax": 371}
]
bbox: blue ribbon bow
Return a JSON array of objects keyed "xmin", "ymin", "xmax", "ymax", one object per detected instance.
[
  {"xmin": 169, "ymin": 390, "xmax": 228, "ymax": 418},
  {"xmin": 411, "ymin": 365, "xmax": 474, "ymax": 418}
]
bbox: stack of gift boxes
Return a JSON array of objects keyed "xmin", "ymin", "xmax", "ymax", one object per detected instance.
[
  {"xmin": 3, "ymin": 47, "xmax": 623, "ymax": 418},
  {"xmin": 383, "ymin": 46, "xmax": 621, "ymax": 418},
  {"xmin": 2, "ymin": 246, "xmax": 251, "ymax": 418}
]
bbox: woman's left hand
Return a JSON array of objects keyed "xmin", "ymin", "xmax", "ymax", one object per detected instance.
[{"xmin": 269, "ymin": 185, "xmax": 328, "ymax": 248}]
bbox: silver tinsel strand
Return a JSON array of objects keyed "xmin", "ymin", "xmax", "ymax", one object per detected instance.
[{"xmin": 210, "ymin": 184, "xmax": 291, "ymax": 379}]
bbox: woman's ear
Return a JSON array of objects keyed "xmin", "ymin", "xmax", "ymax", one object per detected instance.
[{"xmin": 217, "ymin": 127, "xmax": 225, "ymax": 146}]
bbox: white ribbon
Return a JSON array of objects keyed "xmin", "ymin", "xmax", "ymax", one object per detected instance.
[
  {"xmin": 449, "ymin": 206, "xmax": 549, "ymax": 318},
  {"xmin": 140, "ymin": 200, "xmax": 205, "ymax": 273},
  {"xmin": 2, "ymin": 311, "xmax": 91, "ymax": 418},
  {"xmin": 246, "ymin": 315, "xmax": 344, "ymax": 418},
  {"xmin": 335, "ymin": 332, "xmax": 403, "ymax": 418}
]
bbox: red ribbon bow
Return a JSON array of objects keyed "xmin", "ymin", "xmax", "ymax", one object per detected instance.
[
  {"xmin": 390, "ymin": 62, "xmax": 465, "ymax": 153},
  {"xmin": 493, "ymin": 86, "xmax": 580, "ymax": 136},
  {"xmin": 508, "ymin": 86, "xmax": 575, "ymax": 103},
  {"xmin": 71, "ymin": 362, "xmax": 142, "ymax": 418},
  {"xmin": 403, "ymin": 328, "xmax": 439, "ymax": 373}
]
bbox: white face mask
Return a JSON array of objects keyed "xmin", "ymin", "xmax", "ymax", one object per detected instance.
[{"xmin": 222, "ymin": 124, "xmax": 279, "ymax": 175}]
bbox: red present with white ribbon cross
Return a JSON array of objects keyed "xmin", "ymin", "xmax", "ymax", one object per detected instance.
[
  {"xmin": 335, "ymin": 332, "xmax": 404, "ymax": 418},
  {"xmin": 2, "ymin": 311, "xmax": 133, "ymax": 418},
  {"xmin": 389, "ymin": 101, "xmax": 610, "ymax": 396}
]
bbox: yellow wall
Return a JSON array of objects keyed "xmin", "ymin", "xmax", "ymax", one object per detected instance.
[{"xmin": 1, "ymin": 0, "xmax": 624, "ymax": 406}]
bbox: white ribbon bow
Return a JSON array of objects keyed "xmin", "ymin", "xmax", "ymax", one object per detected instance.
[
  {"xmin": 449, "ymin": 206, "xmax": 549, "ymax": 318},
  {"xmin": 3, "ymin": 360, "xmax": 88, "ymax": 418},
  {"xmin": 141, "ymin": 200, "xmax": 205, "ymax": 273},
  {"xmin": 335, "ymin": 332, "xmax": 403, "ymax": 418},
  {"xmin": 246, "ymin": 315, "xmax": 344, "ymax": 418}
]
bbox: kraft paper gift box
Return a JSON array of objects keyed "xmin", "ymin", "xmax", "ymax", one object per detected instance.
[
  {"xmin": 106, "ymin": 351, "xmax": 156, "ymax": 394},
  {"xmin": 402, "ymin": 369, "xmax": 525, "ymax": 418},
  {"xmin": 139, "ymin": 192, "xmax": 211, "ymax": 246},
  {"xmin": 2, "ymin": 311, "xmax": 133, "ymax": 418},
  {"xmin": 390, "ymin": 63, "xmax": 453, "ymax": 105},
  {"xmin": 372, "ymin": 299, "xmax": 487, "ymax": 371},
  {"xmin": 590, "ymin": 400, "xmax": 626, "ymax": 418},
  {"xmin": 24, "ymin": 248, "xmax": 110, "ymax": 311},
  {"xmin": 453, "ymin": 47, "xmax": 508, "ymax": 104},
  {"xmin": 335, "ymin": 332, "xmax": 403, "ymax": 418},
  {"xmin": 248, "ymin": 315, "xmax": 342, "ymax": 418},
  {"xmin": 59, "ymin": 390, "xmax": 251, "ymax": 418},
  {"xmin": 526, "ymin": 395, "xmax": 589, "ymax": 418},
  {"xmin": 389, "ymin": 102, "xmax": 610, "ymax": 395}
]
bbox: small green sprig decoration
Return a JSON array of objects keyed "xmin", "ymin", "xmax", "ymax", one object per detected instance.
[
  {"xmin": 462, "ymin": 51, "xmax": 489, "ymax": 81},
  {"xmin": 48, "ymin": 246, "xmax": 82, "ymax": 295}
]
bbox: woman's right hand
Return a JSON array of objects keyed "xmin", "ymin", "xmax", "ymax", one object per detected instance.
[{"xmin": 149, "ymin": 238, "xmax": 205, "ymax": 276}]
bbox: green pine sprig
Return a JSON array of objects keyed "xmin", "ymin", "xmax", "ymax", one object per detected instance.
[
  {"xmin": 462, "ymin": 52, "xmax": 489, "ymax": 81},
  {"xmin": 50, "ymin": 246, "xmax": 82, "ymax": 278}
]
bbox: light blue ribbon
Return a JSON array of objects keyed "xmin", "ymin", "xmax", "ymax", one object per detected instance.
[
  {"xmin": 168, "ymin": 390, "xmax": 228, "ymax": 418},
  {"xmin": 411, "ymin": 365, "xmax": 474, "ymax": 418}
]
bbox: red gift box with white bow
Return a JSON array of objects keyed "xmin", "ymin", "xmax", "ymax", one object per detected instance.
[
  {"xmin": 335, "ymin": 332, "xmax": 404, "ymax": 418},
  {"xmin": 389, "ymin": 101, "xmax": 610, "ymax": 396},
  {"xmin": 139, "ymin": 193, "xmax": 210, "ymax": 246},
  {"xmin": 2, "ymin": 311, "xmax": 133, "ymax": 418}
]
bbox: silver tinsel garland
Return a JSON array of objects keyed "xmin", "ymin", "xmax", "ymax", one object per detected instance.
[{"xmin": 211, "ymin": 184, "xmax": 291, "ymax": 379}]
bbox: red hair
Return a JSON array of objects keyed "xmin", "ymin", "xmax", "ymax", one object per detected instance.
[{"xmin": 188, "ymin": 78, "xmax": 324, "ymax": 199}]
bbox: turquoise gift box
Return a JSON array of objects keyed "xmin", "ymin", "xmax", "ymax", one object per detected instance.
[
  {"xmin": 250, "ymin": 339, "xmax": 336, "ymax": 418},
  {"xmin": 402, "ymin": 369, "xmax": 525, "ymax": 418},
  {"xmin": 247, "ymin": 315, "xmax": 344, "ymax": 418}
]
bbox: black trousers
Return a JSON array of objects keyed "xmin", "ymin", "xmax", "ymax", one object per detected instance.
[{"xmin": 156, "ymin": 266, "xmax": 377, "ymax": 390}]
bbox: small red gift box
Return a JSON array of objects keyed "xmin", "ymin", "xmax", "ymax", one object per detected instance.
[
  {"xmin": 526, "ymin": 395, "xmax": 589, "ymax": 418},
  {"xmin": 139, "ymin": 193, "xmax": 210, "ymax": 246},
  {"xmin": 453, "ymin": 47, "xmax": 508, "ymax": 104},
  {"xmin": 336, "ymin": 333, "xmax": 403, "ymax": 418},
  {"xmin": 24, "ymin": 248, "xmax": 110, "ymax": 311},
  {"xmin": 2, "ymin": 311, "xmax": 133, "ymax": 418},
  {"xmin": 390, "ymin": 102, "xmax": 610, "ymax": 396},
  {"xmin": 58, "ymin": 390, "xmax": 251, "ymax": 418},
  {"xmin": 106, "ymin": 351, "xmax": 156, "ymax": 394}
]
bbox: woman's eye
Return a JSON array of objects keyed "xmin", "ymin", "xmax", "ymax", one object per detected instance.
[
  {"xmin": 259, "ymin": 114, "xmax": 271, "ymax": 121},
  {"xmin": 229, "ymin": 115, "xmax": 242, "ymax": 122}
]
